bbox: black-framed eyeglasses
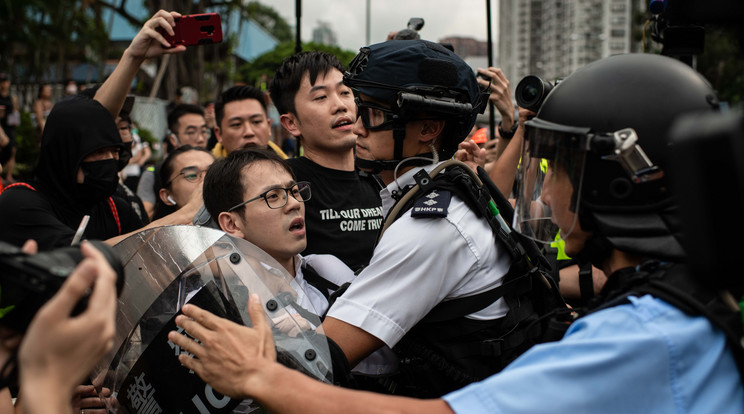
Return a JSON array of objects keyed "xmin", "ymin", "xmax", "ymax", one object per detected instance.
[
  {"xmin": 227, "ymin": 181, "xmax": 311, "ymax": 212},
  {"xmin": 166, "ymin": 166, "xmax": 208, "ymax": 187},
  {"xmin": 355, "ymin": 97, "xmax": 399, "ymax": 131}
]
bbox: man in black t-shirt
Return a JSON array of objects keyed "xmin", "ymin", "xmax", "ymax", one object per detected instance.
[{"xmin": 270, "ymin": 52, "xmax": 383, "ymax": 272}]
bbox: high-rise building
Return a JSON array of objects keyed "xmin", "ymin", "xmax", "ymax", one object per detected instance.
[
  {"xmin": 312, "ymin": 21, "xmax": 338, "ymax": 47},
  {"xmin": 499, "ymin": 0, "xmax": 637, "ymax": 86}
]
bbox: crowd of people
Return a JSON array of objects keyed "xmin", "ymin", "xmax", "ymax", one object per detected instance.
[{"xmin": 0, "ymin": 8, "xmax": 742, "ymax": 414}]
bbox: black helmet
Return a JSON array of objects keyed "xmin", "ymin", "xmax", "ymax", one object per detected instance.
[
  {"xmin": 344, "ymin": 40, "xmax": 487, "ymax": 170},
  {"xmin": 514, "ymin": 53, "xmax": 719, "ymax": 263}
]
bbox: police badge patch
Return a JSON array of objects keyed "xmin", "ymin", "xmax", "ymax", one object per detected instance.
[{"xmin": 411, "ymin": 189, "xmax": 452, "ymax": 218}]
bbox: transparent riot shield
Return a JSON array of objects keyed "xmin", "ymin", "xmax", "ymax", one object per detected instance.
[{"xmin": 91, "ymin": 225, "xmax": 332, "ymax": 413}]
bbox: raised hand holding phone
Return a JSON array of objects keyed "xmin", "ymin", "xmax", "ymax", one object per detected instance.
[{"xmin": 157, "ymin": 13, "xmax": 223, "ymax": 47}]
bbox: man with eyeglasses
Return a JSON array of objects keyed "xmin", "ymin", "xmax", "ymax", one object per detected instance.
[
  {"xmin": 269, "ymin": 51, "xmax": 383, "ymax": 273},
  {"xmin": 137, "ymin": 104, "xmax": 209, "ymax": 220},
  {"xmin": 154, "ymin": 145, "xmax": 214, "ymax": 220},
  {"xmin": 203, "ymin": 148, "xmax": 355, "ymax": 317},
  {"xmin": 164, "ymin": 103, "xmax": 211, "ymax": 153}
]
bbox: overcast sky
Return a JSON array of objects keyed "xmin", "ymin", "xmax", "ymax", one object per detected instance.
[{"xmin": 264, "ymin": 0, "xmax": 499, "ymax": 53}]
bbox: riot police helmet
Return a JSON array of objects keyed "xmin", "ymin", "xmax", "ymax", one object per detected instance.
[{"xmin": 514, "ymin": 53, "xmax": 719, "ymax": 263}]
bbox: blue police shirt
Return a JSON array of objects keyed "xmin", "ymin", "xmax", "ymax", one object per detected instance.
[{"xmin": 444, "ymin": 294, "xmax": 744, "ymax": 413}]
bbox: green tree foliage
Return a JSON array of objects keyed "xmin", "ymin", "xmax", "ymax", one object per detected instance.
[
  {"xmin": 0, "ymin": 0, "xmax": 109, "ymax": 83},
  {"xmin": 238, "ymin": 41, "xmax": 357, "ymax": 87},
  {"xmin": 244, "ymin": 2, "xmax": 293, "ymax": 44}
]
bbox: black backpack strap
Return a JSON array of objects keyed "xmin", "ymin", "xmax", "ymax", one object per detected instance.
[
  {"xmin": 301, "ymin": 263, "xmax": 340, "ymax": 301},
  {"xmin": 300, "ymin": 263, "xmax": 351, "ymax": 319},
  {"xmin": 422, "ymin": 266, "xmax": 534, "ymax": 323}
]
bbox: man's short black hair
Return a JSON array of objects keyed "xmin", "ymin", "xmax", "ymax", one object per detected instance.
[
  {"xmin": 215, "ymin": 86, "xmax": 268, "ymax": 127},
  {"xmin": 269, "ymin": 51, "xmax": 346, "ymax": 116},
  {"xmin": 203, "ymin": 148, "xmax": 295, "ymax": 220},
  {"xmin": 167, "ymin": 103, "xmax": 205, "ymax": 133}
]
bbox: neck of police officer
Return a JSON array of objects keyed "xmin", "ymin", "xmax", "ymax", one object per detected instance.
[{"xmin": 602, "ymin": 249, "xmax": 643, "ymax": 281}]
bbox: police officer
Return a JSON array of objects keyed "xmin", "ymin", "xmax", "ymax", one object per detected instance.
[
  {"xmin": 314, "ymin": 39, "xmax": 549, "ymax": 396},
  {"xmin": 169, "ymin": 52, "xmax": 743, "ymax": 414}
]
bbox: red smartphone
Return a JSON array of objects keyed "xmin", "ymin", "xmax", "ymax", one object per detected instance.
[{"xmin": 159, "ymin": 13, "xmax": 223, "ymax": 47}]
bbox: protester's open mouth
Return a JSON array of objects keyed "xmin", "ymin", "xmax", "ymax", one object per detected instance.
[
  {"xmin": 289, "ymin": 218, "xmax": 305, "ymax": 232},
  {"xmin": 333, "ymin": 118, "xmax": 353, "ymax": 129}
]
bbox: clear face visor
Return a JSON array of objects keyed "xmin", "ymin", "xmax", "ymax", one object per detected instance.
[{"xmin": 514, "ymin": 119, "xmax": 590, "ymax": 245}]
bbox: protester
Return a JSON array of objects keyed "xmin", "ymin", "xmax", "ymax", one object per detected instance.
[
  {"xmin": 32, "ymin": 83, "xmax": 54, "ymax": 138},
  {"xmin": 269, "ymin": 51, "xmax": 383, "ymax": 272},
  {"xmin": 212, "ymin": 85, "xmax": 287, "ymax": 159},
  {"xmin": 153, "ymin": 145, "xmax": 214, "ymax": 220},
  {"xmin": 163, "ymin": 103, "xmax": 209, "ymax": 155},
  {"xmin": 203, "ymin": 148, "xmax": 355, "ymax": 316},
  {"xmin": 137, "ymin": 103, "xmax": 207, "ymax": 219},
  {"xmin": 192, "ymin": 86, "xmax": 290, "ymax": 228},
  {"xmin": 118, "ymin": 113, "xmax": 151, "ymax": 192},
  {"xmin": 0, "ymin": 10, "xmax": 191, "ymax": 249}
]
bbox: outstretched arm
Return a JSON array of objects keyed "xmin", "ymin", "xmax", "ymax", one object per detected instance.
[
  {"xmin": 484, "ymin": 108, "xmax": 536, "ymax": 197},
  {"xmin": 94, "ymin": 10, "xmax": 186, "ymax": 117},
  {"xmin": 169, "ymin": 296, "xmax": 454, "ymax": 414}
]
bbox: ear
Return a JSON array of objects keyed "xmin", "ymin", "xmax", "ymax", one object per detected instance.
[
  {"xmin": 280, "ymin": 113, "xmax": 301, "ymax": 138},
  {"xmin": 168, "ymin": 133, "xmax": 179, "ymax": 148},
  {"xmin": 218, "ymin": 212, "xmax": 245, "ymax": 239},
  {"xmin": 418, "ymin": 119, "xmax": 446, "ymax": 144},
  {"xmin": 213, "ymin": 125, "xmax": 223, "ymax": 143},
  {"xmin": 159, "ymin": 188, "xmax": 175, "ymax": 206}
]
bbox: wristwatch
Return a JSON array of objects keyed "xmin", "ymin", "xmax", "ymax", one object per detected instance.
[{"xmin": 498, "ymin": 120, "xmax": 519, "ymax": 139}]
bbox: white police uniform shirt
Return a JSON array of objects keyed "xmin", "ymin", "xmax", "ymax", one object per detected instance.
[{"xmin": 326, "ymin": 162, "xmax": 512, "ymax": 349}]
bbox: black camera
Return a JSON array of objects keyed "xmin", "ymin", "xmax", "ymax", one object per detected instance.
[
  {"xmin": 0, "ymin": 240, "xmax": 125, "ymax": 333},
  {"xmin": 515, "ymin": 75, "xmax": 558, "ymax": 113},
  {"xmin": 393, "ymin": 18, "xmax": 425, "ymax": 40}
]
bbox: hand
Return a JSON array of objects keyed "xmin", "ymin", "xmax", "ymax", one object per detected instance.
[
  {"xmin": 176, "ymin": 182, "xmax": 205, "ymax": 223},
  {"xmin": 518, "ymin": 107, "xmax": 537, "ymax": 126},
  {"xmin": 454, "ymin": 139, "xmax": 486, "ymax": 170},
  {"xmin": 272, "ymin": 312, "xmax": 313, "ymax": 338},
  {"xmin": 18, "ymin": 241, "xmax": 118, "ymax": 399},
  {"xmin": 124, "ymin": 10, "xmax": 187, "ymax": 62},
  {"xmin": 169, "ymin": 294, "xmax": 277, "ymax": 399},
  {"xmin": 483, "ymin": 138, "xmax": 500, "ymax": 164},
  {"xmin": 72, "ymin": 384, "xmax": 112, "ymax": 414},
  {"xmin": 477, "ymin": 67, "xmax": 515, "ymax": 129}
]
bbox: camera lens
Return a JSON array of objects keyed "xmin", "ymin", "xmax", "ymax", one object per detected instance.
[
  {"xmin": 521, "ymin": 84, "xmax": 539, "ymax": 103},
  {"xmin": 516, "ymin": 75, "xmax": 554, "ymax": 113}
]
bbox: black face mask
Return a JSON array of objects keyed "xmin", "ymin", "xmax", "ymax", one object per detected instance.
[{"xmin": 74, "ymin": 159, "xmax": 119, "ymax": 208}]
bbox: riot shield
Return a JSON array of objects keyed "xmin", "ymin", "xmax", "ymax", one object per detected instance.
[{"xmin": 91, "ymin": 225, "xmax": 332, "ymax": 413}]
